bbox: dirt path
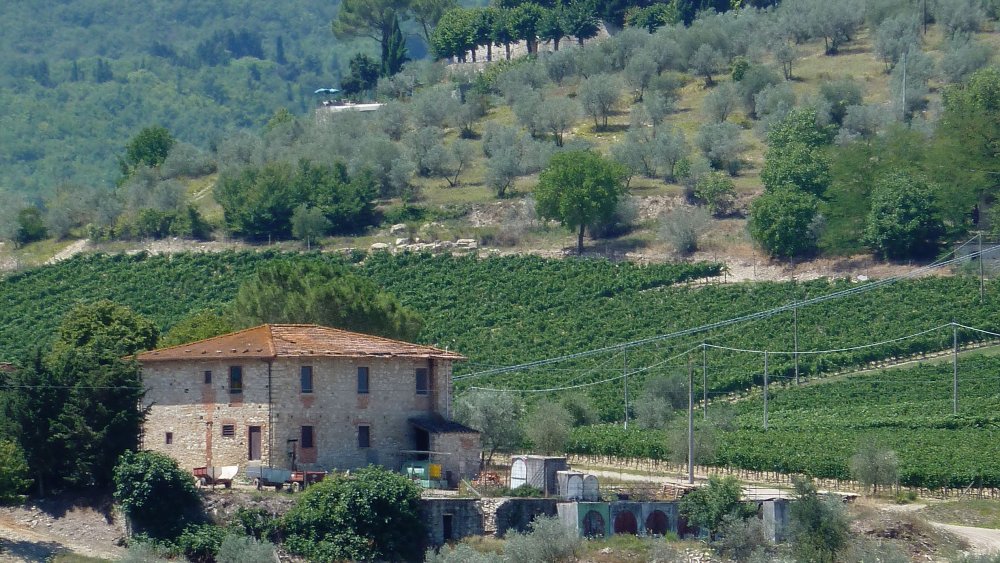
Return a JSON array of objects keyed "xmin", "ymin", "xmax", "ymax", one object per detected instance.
[
  {"xmin": 44, "ymin": 239, "xmax": 90, "ymax": 265},
  {"xmin": 931, "ymin": 522, "xmax": 1000, "ymax": 555},
  {"xmin": 0, "ymin": 499, "xmax": 125, "ymax": 562}
]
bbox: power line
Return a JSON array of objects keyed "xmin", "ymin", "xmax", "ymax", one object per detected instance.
[{"xmin": 455, "ymin": 238, "xmax": 993, "ymax": 381}]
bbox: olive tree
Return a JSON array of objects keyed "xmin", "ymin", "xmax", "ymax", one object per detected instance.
[
  {"xmin": 696, "ymin": 122, "xmax": 747, "ymax": 176},
  {"xmin": 579, "ymin": 74, "xmax": 623, "ymax": 129},
  {"xmin": 849, "ymin": 440, "xmax": 899, "ymax": 495},
  {"xmin": 454, "ymin": 390, "xmax": 524, "ymax": 467},
  {"xmin": 702, "ymin": 82, "xmax": 739, "ymax": 123},
  {"xmin": 939, "ymin": 37, "xmax": 991, "ymax": 84}
]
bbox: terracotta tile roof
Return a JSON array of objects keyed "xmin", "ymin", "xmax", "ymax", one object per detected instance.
[
  {"xmin": 0, "ymin": 362, "xmax": 17, "ymax": 373},
  {"xmin": 137, "ymin": 324, "xmax": 464, "ymax": 362}
]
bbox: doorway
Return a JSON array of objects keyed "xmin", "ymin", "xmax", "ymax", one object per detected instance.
[{"xmin": 248, "ymin": 426, "xmax": 262, "ymax": 461}]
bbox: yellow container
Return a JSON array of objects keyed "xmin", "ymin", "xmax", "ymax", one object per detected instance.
[{"xmin": 429, "ymin": 464, "xmax": 442, "ymax": 479}]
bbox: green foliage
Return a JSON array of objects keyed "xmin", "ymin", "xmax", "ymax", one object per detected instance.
[
  {"xmin": 282, "ymin": 466, "xmax": 424, "ymax": 562},
  {"xmin": 936, "ymin": 67, "xmax": 1000, "ymax": 224},
  {"xmin": 748, "ymin": 188, "xmax": 820, "ymax": 258},
  {"xmin": 534, "ymin": 150, "xmax": 627, "ymax": 254},
  {"xmin": 332, "ymin": 0, "xmax": 410, "ymax": 78},
  {"xmin": 231, "ymin": 506, "xmax": 280, "ymax": 542},
  {"xmin": 159, "ymin": 309, "xmax": 239, "ymax": 348},
  {"xmin": 508, "ymin": 484, "xmax": 544, "ymax": 498},
  {"xmin": 789, "ymin": 477, "xmax": 849, "ymax": 563},
  {"xmin": 862, "ymin": 170, "xmax": 944, "ymax": 260},
  {"xmin": 15, "ymin": 207, "xmax": 47, "ymax": 246},
  {"xmin": 694, "ymin": 172, "xmax": 736, "ymax": 216},
  {"xmin": 233, "ymin": 260, "xmax": 422, "ymax": 340},
  {"xmin": 122, "ymin": 126, "xmax": 175, "ymax": 176},
  {"xmin": 626, "ymin": 3, "xmax": 680, "ymax": 33},
  {"xmin": 715, "ymin": 513, "xmax": 771, "ymax": 562},
  {"xmin": 660, "ymin": 206, "xmax": 711, "ymax": 255},
  {"xmin": 766, "ymin": 107, "xmax": 836, "ymax": 150},
  {"xmin": 501, "ymin": 516, "xmax": 581, "ymax": 562},
  {"xmin": 455, "ymin": 390, "xmax": 524, "ymax": 465},
  {"xmin": 4, "ymin": 301, "xmax": 152, "ymax": 493},
  {"xmin": 850, "ymin": 439, "xmax": 899, "ymax": 495},
  {"xmin": 51, "ymin": 299, "xmax": 159, "ymax": 359},
  {"xmin": 679, "ymin": 475, "xmax": 754, "ymax": 539},
  {"xmin": 177, "ymin": 524, "xmax": 227, "ymax": 563},
  {"xmin": 525, "ymin": 401, "xmax": 573, "ymax": 455},
  {"xmin": 761, "ymin": 142, "xmax": 832, "ymax": 197},
  {"xmin": 214, "ymin": 160, "xmax": 376, "ymax": 241},
  {"xmin": 216, "ymin": 535, "xmax": 277, "ymax": 563},
  {"xmin": 341, "ymin": 53, "xmax": 381, "ymax": 98},
  {"xmin": 113, "ymin": 450, "xmax": 201, "ymax": 539},
  {"xmin": 0, "ymin": 440, "xmax": 31, "ymax": 504}
]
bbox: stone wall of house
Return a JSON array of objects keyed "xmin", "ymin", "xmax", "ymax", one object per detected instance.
[{"xmin": 141, "ymin": 356, "xmax": 463, "ymax": 476}]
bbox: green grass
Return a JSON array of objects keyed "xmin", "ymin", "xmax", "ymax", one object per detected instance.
[
  {"xmin": 49, "ymin": 555, "xmax": 110, "ymax": 563},
  {"xmin": 923, "ymin": 499, "xmax": 1000, "ymax": 529}
]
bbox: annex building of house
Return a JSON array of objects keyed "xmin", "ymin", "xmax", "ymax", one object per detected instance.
[{"xmin": 137, "ymin": 324, "xmax": 480, "ymax": 484}]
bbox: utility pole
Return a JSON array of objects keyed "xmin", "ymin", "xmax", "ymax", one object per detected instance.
[
  {"xmin": 901, "ymin": 51, "xmax": 907, "ymax": 121},
  {"xmin": 793, "ymin": 304, "xmax": 800, "ymax": 385},
  {"xmin": 953, "ymin": 322, "xmax": 959, "ymax": 415},
  {"xmin": 688, "ymin": 357, "xmax": 694, "ymax": 484},
  {"xmin": 980, "ymin": 232, "xmax": 985, "ymax": 303},
  {"xmin": 763, "ymin": 351, "xmax": 769, "ymax": 430},
  {"xmin": 702, "ymin": 343, "xmax": 708, "ymax": 420},
  {"xmin": 623, "ymin": 349, "xmax": 629, "ymax": 429}
]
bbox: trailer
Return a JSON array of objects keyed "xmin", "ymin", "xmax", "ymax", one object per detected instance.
[
  {"xmin": 192, "ymin": 466, "xmax": 239, "ymax": 489},
  {"xmin": 289, "ymin": 471, "xmax": 326, "ymax": 491},
  {"xmin": 245, "ymin": 465, "xmax": 293, "ymax": 491}
]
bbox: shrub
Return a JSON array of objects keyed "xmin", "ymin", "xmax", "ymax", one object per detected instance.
[
  {"xmin": 0, "ymin": 440, "xmax": 31, "ymax": 504},
  {"xmin": 715, "ymin": 513, "xmax": 772, "ymax": 562},
  {"xmin": 660, "ymin": 207, "xmax": 711, "ymax": 255},
  {"xmin": 282, "ymin": 466, "xmax": 424, "ymax": 562},
  {"xmin": 177, "ymin": 524, "xmax": 227, "ymax": 563},
  {"xmin": 502, "ymin": 516, "xmax": 581, "ymax": 562},
  {"xmin": 748, "ymin": 188, "xmax": 820, "ymax": 259},
  {"xmin": 679, "ymin": 475, "xmax": 754, "ymax": 540},
  {"xmin": 216, "ymin": 535, "xmax": 277, "ymax": 563},
  {"xmin": 694, "ymin": 173, "xmax": 737, "ymax": 217},
  {"xmin": 113, "ymin": 451, "xmax": 202, "ymax": 539},
  {"xmin": 231, "ymin": 506, "xmax": 279, "ymax": 542}
]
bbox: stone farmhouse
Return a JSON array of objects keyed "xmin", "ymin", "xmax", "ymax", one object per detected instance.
[{"xmin": 137, "ymin": 324, "xmax": 481, "ymax": 485}]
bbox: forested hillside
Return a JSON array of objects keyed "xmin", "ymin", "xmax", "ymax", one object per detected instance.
[{"xmin": 6, "ymin": 0, "xmax": 1000, "ymax": 269}]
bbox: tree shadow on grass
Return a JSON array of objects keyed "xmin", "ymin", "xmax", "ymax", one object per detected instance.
[{"xmin": 0, "ymin": 537, "xmax": 65, "ymax": 561}]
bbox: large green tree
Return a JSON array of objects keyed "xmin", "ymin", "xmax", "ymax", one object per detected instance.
[
  {"xmin": 454, "ymin": 390, "xmax": 524, "ymax": 467},
  {"xmin": 761, "ymin": 142, "xmax": 832, "ymax": 197},
  {"xmin": 535, "ymin": 151, "xmax": 628, "ymax": 254},
  {"xmin": 282, "ymin": 467, "xmax": 424, "ymax": 562},
  {"xmin": 934, "ymin": 67, "xmax": 1000, "ymax": 224},
  {"xmin": 332, "ymin": 0, "xmax": 410, "ymax": 77},
  {"xmin": 3, "ymin": 301, "xmax": 155, "ymax": 494},
  {"xmin": 863, "ymin": 170, "xmax": 944, "ymax": 260},
  {"xmin": 214, "ymin": 160, "xmax": 376, "ymax": 241},
  {"xmin": 411, "ymin": 0, "xmax": 457, "ymax": 43},
  {"xmin": 120, "ymin": 126, "xmax": 175, "ymax": 177},
  {"xmin": 232, "ymin": 261, "xmax": 422, "ymax": 340},
  {"xmin": 749, "ymin": 188, "xmax": 821, "ymax": 259}
]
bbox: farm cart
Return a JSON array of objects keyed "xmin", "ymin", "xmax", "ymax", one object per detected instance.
[
  {"xmin": 289, "ymin": 471, "xmax": 326, "ymax": 491},
  {"xmin": 245, "ymin": 465, "xmax": 293, "ymax": 491},
  {"xmin": 192, "ymin": 466, "xmax": 238, "ymax": 488}
]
